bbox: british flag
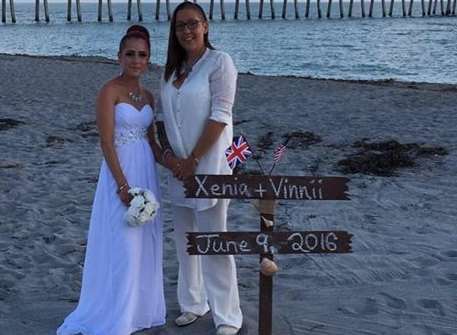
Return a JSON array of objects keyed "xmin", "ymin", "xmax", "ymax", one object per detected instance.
[{"xmin": 225, "ymin": 135, "xmax": 252, "ymax": 169}]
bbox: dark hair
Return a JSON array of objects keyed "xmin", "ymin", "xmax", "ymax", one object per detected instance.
[
  {"xmin": 119, "ymin": 24, "xmax": 151, "ymax": 55},
  {"xmin": 164, "ymin": 2, "xmax": 214, "ymax": 82}
]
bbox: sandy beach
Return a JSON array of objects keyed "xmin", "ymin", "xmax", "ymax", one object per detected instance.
[{"xmin": 0, "ymin": 54, "xmax": 456, "ymax": 335}]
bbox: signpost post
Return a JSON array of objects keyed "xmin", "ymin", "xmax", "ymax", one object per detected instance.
[{"xmin": 184, "ymin": 174, "xmax": 353, "ymax": 335}]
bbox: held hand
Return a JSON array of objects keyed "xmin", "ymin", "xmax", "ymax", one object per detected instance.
[
  {"xmin": 163, "ymin": 154, "xmax": 181, "ymax": 175},
  {"xmin": 175, "ymin": 157, "xmax": 197, "ymax": 181}
]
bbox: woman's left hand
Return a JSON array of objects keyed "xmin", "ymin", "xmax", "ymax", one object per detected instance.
[{"xmin": 175, "ymin": 157, "xmax": 197, "ymax": 181}]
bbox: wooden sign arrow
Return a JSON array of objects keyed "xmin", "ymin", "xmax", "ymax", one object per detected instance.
[{"xmin": 184, "ymin": 175, "xmax": 350, "ymax": 200}]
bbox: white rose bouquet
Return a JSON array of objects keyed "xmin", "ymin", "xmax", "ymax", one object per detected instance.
[{"xmin": 125, "ymin": 187, "xmax": 160, "ymax": 227}]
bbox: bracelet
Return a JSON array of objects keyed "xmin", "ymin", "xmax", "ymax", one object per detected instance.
[
  {"xmin": 162, "ymin": 148, "xmax": 172, "ymax": 163},
  {"xmin": 117, "ymin": 183, "xmax": 128, "ymax": 194},
  {"xmin": 190, "ymin": 152, "xmax": 200, "ymax": 165}
]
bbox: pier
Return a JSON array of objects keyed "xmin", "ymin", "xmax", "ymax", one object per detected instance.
[{"xmin": 2, "ymin": 0, "xmax": 457, "ymax": 23}]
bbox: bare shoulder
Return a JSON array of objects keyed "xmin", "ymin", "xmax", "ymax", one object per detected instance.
[{"xmin": 97, "ymin": 79, "xmax": 122, "ymax": 111}]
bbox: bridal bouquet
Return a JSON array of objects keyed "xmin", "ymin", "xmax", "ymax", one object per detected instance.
[{"xmin": 125, "ymin": 187, "xmax": 160, "ymax": 227}]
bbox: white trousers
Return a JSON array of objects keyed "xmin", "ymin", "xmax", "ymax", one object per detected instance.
[{"xmin": 172, "ymin": 199, "xmax": 243, "ymax": 329}]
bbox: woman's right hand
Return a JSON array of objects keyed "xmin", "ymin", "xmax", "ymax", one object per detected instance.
[{"xmin": 118, "ymin": 184, "xmax": 133, "ymax": 206}]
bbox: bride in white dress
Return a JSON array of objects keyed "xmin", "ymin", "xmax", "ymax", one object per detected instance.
[{"xmin": 57, "ymin": 25, "xmax": 166, "ymax": 335}]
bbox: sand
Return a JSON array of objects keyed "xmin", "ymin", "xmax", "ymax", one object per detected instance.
[{"xmin": 0, "ymin": 54, "xmax": 456, "ymax": 335}]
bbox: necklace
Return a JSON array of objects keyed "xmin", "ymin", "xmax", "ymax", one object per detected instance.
[
  {"xmin": 181, "ymin": 48, "xmax": 206, "ymax": 77},
  {"xmin": 128, "ymin": 91, "xmax": 143, "ymax": 103}
]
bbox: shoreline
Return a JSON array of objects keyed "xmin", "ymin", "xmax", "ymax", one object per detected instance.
[{"xmin": 2, "ymin": 52, "xmax": 457, "ymax": 91}]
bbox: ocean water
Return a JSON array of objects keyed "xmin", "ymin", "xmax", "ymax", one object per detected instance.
[{"xmin": 1, "ymin": 2, "xmax": 457, "ymax": 83}]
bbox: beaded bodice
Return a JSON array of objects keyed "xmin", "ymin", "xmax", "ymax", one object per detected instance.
[{"xmin": 114, "ymin": 103, "xmax": 154, "ymax": 146}]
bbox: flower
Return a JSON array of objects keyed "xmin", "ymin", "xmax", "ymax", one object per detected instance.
[{"xmin": 124, "ymin": 187, "xmax": 160, "ymax": 227}]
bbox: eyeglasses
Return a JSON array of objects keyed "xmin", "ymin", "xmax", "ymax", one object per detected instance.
[{"xmin": 175, "ymin": 19, "xmax": 202, "ymax": 32}]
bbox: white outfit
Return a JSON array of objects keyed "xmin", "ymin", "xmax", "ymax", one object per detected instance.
[
  {"xmin": 57, "ymin": 103, "xmax": 166, "ymax": 335},
  {"xmin": 160, "ymin": 49, "xmax": 243, "ymax": 329}
]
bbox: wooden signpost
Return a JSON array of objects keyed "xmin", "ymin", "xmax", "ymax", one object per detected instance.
[{"xmin": 184, "ymin": 174, "xmax": 353, "ymax": 335}]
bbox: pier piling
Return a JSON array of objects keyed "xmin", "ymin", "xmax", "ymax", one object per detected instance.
[
  {"xmin": 369, "ymin": 0, "xmax": 374, "ymax": 16},
  {"xmin": 421, "ymin": 0, "xmax": 425, "ymax": 15},
  {"xmin": 339, "ymin": 0, "xmax": 344, "ymax": 17},
  {"xmin": 382, "ymin": 0, "xmax": 386, "ymax": 16},
  {"xmin": 327, "ymin": 0, "xmax": 332, "ymax": 18},
  {"xmin": 389, "ymin": 0, "xmax": 395, "ymax": 16},
  {"xmin": 1, "ymin": 0, "xmax": 5, "ymax": 23},
  {"xmin": 9, "ymin": 0, "xmax": 14, "ymax": 22},
  {"xmin": 401, "ymin": 0, "xmax": 406, "ymax": 16},
  {"xmin": 408, "ymin": 0, "xmax": 414, "ymax": 15},
  {"xmin": 282, "ymin": 0, "xmax": 287, "ymax": 18},
  {"xmin": 234, "ymin": 0, "xmax": 239, "ymax": 19},
  {"xmin": 317, "ymin": 0, "xmax": 322, "ymax": 18},
  {"xmin": 246, "ymin": 0, "xmax": 251, "ymax": 19},
  {"xmin": 348, "ymin": 0, "xmax": 354, "ymax": 17},
  {"xmin": 76, "ymin": 0, "xmax": 82, "ymax": 22},
  {"xmin": 220, "ymin": 0, "xmax": 225, "ymax": 19},
  {"xmin": 270, "ymin": 0, "xmax": 275, "ymax": 19},
  {"xmin": 258, "ymin": 0, "xmax": 264, "ymax": 18},
  {"xmin": 361, "ymin": 0, "xmax": 366, "ymax": 17},
  {"xmin": 155, "ymin": 0, "xmax": 160, "ymax": 20},
  {"xmin": 209, "ymin": 0, "xmax": 214, "ymax": 19},
  {"xmin": 305, "ymin": 0, "xmax": 310, "ymax": 17}
]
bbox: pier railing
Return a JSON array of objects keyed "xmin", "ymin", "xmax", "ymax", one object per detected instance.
[{"xmin": 2, "ymin": 0, "xmax": 456, "ymax": 23}]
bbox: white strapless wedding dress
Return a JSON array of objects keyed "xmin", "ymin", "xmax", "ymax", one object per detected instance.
[{"xmin": 57, "ymin": 103, "xmax": 166, "ymax": 335}]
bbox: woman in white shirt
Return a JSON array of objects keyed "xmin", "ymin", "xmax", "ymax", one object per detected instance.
[{"xmin": 159, "ymin": 2, "xmax": 242, "ymax": 335}]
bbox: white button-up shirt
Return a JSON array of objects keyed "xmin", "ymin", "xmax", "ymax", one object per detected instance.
[{"xmin": 159, "ymin": 48, "xmax": 237, "ymax": 211}]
